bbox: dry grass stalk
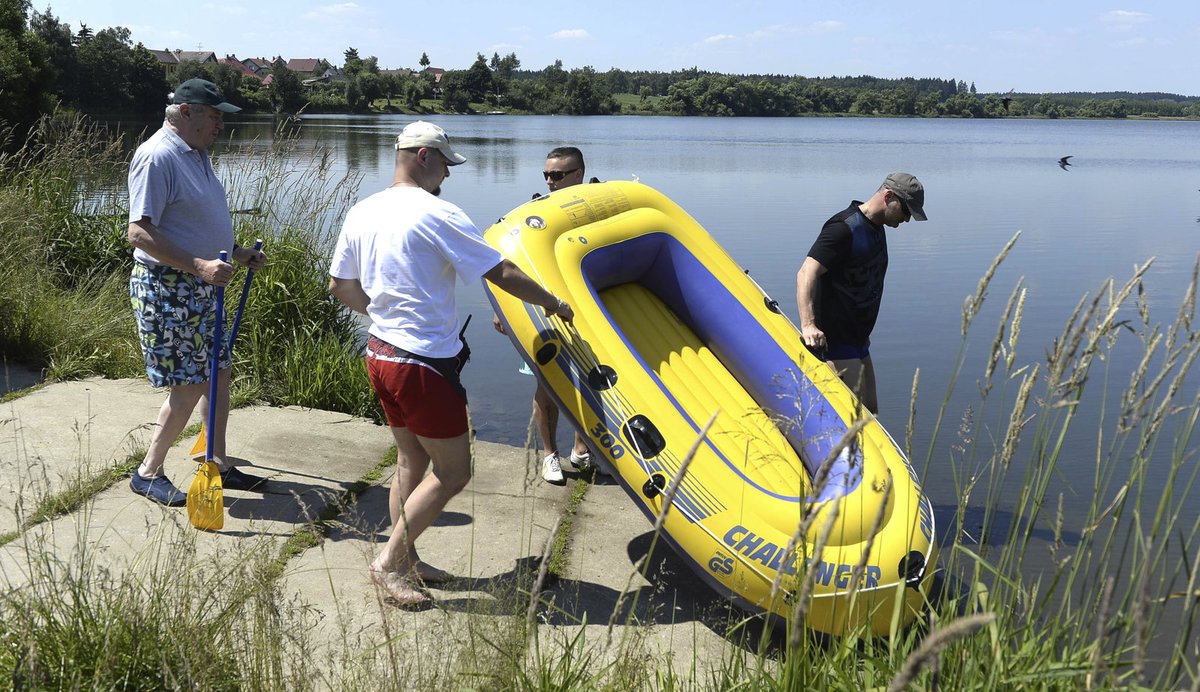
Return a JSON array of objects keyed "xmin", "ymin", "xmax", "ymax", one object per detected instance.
[
  {"xmin": 961, "ymin": 231, "xmax": 1020, "ymax": 336},
  {"xmin": 1166, "ymin": 256, "xmax": 1198, "ymax": 347},
  {"xmin": 1087, "ymin": 577, "xmax": 1116, "ymax": 690},
  {"xmin": 845, "ymin": 472, "xmax": 893, "ymax": 609},
  {"xmin": 1133, "ymin": 342, "xmax": 1200, "ymax": 461},
  {"xmin": 788, "ymin": 498, "xmax": 840, "ymax": 649},
  {"xmin": 998, "ymin": 366, "xmax": 1039, "ymax": 470},
  {"xmin": 905, "ymin": 368, "xmax": 919, "ymax": 461},
  {"xmin": 1006, "ymin": 287, "xmax": 1026, "ymax": 374},
  {"xmin": 1083, "ymin": 483, "xmax": 1128, "ymax": 535},
  {"xmin": 1118, "ymin": 331, "xmax": 1165, "ymax": 433},
  {"xmin": 606, "ymin": 411, "xmax": 714, "ymax": 638},
  {"xmin": 1134, "ymin": 534, "xmax": 1152, "ymax": 687},
  {"xmin": 1054, "ymin": 264, "xmax": 1151, "ymax": 399},
  {"xmin": 605, "ymin": 554, "xmax": 646, "ymax": 646},
  {"xmin": 769, "ymin": 416, "xmax": 869, "ymax": 605},
  {"xmin": 526, "ymin": 516, "xmax": 564, "ymax": 636},
  {"xmin": 980, "ymin": 281, "xmax": 1024, "ymax": 398},
  {"xmin": 1045, "ymin": 291, "xmax": 1100, "ymax": 391},
  {"xmin": 885, "ymin": 613, "xmax": 996, "ymax": 692}
]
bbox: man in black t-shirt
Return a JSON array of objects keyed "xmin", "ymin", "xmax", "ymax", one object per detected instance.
[{"xmin": 795, "ymin": 172, "xmax": 927, "ymax": 414}]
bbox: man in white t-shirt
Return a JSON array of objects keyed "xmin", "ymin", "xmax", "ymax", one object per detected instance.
[{"xmin": 328, "ymin": 121, "xmax": 574, "ymax": 607}]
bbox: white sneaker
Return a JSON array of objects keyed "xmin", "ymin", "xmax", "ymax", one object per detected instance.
[
  {"xmin": 542, "ymin": 454, "xmax": 565, "ymax": 484},
  {"xmin": 570, "ymin": 449, "xmax": 607, "ymax": 475}
]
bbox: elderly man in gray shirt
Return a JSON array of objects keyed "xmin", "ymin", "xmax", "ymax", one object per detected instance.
[{"xmin": 126, "ymin": 78, "xmax": 267, "ymax": 506}]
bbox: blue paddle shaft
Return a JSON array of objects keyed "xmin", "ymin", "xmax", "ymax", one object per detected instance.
[
  {"xmin": 207, "ymin": 251, "xmax": 228, "ymax": 463},
  {"xmin": 225, "ymin": 239, "xmax": 262, "ymax": 355}
]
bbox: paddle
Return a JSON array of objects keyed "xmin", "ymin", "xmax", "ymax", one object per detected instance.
[
  {"xmin": 190, "ymin": 239, "xmax": 262, "ymax": 461},
  {"xmin": 187, "ymin": 250, "xmax": 228, "ymax": 531}
]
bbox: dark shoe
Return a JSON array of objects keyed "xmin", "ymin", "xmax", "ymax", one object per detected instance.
[
  {"xmin": 219, "ymin": 466, "xmax": 267, "ymax": 491},
  {"xmin": 130, "ymin": 472, "xmax": 187, "ymax": 507}
]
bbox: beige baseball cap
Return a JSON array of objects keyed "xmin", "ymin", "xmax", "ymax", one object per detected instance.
[{"xmin": 394, "ymin": 121, "xmax": 466, "ymax": 165}]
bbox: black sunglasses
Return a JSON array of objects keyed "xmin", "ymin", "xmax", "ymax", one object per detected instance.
[
  {"xmin": 543, "ymin": 168, "xmax": 579, "ymax": 181},
  {"xmin": 893, "ymin": 193, "xmax": 910, "ymax": 216}
]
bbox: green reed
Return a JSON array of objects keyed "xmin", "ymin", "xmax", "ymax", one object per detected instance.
[
  {"xmin": 878, "ymin": 247, "xmax": 1200, "ymax": 690},
  {"xmin": 0, "ymin": 111, "xmax": 381, "ymax": 420}
]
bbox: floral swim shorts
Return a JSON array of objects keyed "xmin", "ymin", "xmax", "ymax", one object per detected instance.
[{"xmin": 130, "ymin": 262, "xmax": 230, "ymax": 388}]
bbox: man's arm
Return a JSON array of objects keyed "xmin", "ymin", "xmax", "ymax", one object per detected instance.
[
  {"xmin": 483, "ymin": 260, "xmax": 574, "ymax": 323},
  {"xmin": 795, "ymin": 256, "xmax": 827, "ymax": 349},
  {"xmin": 127, "ymin": 217, "xmax": 232, "ymax": 286},
  {"xmin": 328, "ymin": 276, "xmax": 370, "ymax": 315}
]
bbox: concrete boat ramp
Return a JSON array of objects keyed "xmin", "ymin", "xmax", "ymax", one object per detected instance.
[{"xmin": 1, "ymin": 376, "xmax": 767, "ymax": 685}]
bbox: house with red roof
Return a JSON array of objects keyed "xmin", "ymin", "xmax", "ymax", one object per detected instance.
[{"xmin": 222, "ymin": 55, "xmax": 259, "ymax": 79}]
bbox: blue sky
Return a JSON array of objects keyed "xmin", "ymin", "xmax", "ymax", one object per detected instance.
[{"xmin": 34, "ymin": 1, "xmax": 1200, "ymax": 96}]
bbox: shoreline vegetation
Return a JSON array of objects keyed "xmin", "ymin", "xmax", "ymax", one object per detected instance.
[
  {"xmin": 4, "ymin": 6, "xmax": 1198, "ymax": 143},
  {"xmin": 2, "ymin": 105, "xmax": 1199, "ymax": 688}
]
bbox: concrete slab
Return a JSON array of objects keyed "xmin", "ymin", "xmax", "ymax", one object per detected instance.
[
  {"xmin": 0, "ymin": 378, "xmax": 769, "ymax": 685},
  {"xmin": 278, "ymin": 439, "xmax": 573, "ymax": 683},
  {"xmin": 0, "ymin": 377, "xmax": 165, "ymax": 535},
  {"xmin": 0, "ymin": 399, "xmax": 391, "ymax": 590}
]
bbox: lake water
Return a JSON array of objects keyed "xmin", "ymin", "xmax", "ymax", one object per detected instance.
[{"xmin": 215, "ymin": 114, "xmax": 1200, "ymax": 550}]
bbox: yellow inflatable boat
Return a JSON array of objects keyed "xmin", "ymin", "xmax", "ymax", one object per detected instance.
[{"xmin": 483, "ymin": 181, "xmax": 936, "ymax": 635}]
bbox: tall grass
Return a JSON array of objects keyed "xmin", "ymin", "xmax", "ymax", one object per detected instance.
[
  {"xmin": 0, "ymin": 111, "xmax": 381, "ymax": 420},
  {"xmin": 0, "ymin": 113, "xmax": 141, "ymax": 380},
  {"xmin": 0, "ymin": 509, "xmax": 325, "ymax": 689},
  {"xmin": 874, "ymin": 245, "xmax": 1200, "ymax": 690}
]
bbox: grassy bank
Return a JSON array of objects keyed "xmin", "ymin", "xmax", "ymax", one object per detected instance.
[
  {"xmin": 0, "ymin": 112, "xmax": 381, "ymax": 421},
  {"xmin": 1, "ymin": 113, "xmax": 1198, "ymax": 689}
]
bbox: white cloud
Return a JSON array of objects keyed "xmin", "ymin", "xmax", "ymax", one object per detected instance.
[
  {"xmin": 550, "ymin": 28, "xmax": 592, "ymax": 41},
  {"xmin": 1098, "ymin": 10, "xmax": 1151, "ymax": 26},
  {"xmin": 700, "ymin": 21, "xmax": 846, "ymax": 48}
]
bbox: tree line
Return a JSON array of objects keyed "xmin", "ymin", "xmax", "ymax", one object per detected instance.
[{"xmin": 3, "ymin": 0, "xmax": 1198, "ymax": 147}]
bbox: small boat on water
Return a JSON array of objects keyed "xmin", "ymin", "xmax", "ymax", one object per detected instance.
[{"xmin": 483, "ymin": 181, "xmax": 937, "ymax": 635}]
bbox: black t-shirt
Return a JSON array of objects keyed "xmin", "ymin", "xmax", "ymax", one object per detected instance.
[{"xmin": 805, "ymin": 201, "xmax": 889, "ymax": 348}]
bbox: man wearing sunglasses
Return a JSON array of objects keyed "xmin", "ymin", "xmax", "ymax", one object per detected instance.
[
  {"xmin": 795, "ymin": 172, "xmax": 927, "ymax": 415},
  {"xmin": 493, "ymin": 147, "xmax": 601, "ymax": 484}
]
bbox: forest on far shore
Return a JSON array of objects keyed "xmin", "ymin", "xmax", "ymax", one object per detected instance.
[{"xmin": 3, "ymin": 0, "xmax": 1198, "ymax": 147}]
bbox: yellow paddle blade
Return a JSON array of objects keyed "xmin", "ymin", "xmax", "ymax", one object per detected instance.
[
  {"xmin": 186, "ymin": 460, "xmax": 224, "ymax": 531},
  {"xmin": 189, "ymin": 424, "xmax": 207, "ymax": 461}
]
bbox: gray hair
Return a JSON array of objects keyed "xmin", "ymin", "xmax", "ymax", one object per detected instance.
[{"xmin": 165, "ymin": 103, "xmax": 183, "ymax": 125}]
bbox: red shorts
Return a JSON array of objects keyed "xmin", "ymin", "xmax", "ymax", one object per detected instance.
[{"xmin": 366, "ymin": 340, "xmax": 468, "ymax": 439}]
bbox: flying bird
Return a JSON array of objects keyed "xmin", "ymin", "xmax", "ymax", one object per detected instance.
[{"xmin": 1058, "ymin": 156, "xmax": 1073, "ymax": 171}]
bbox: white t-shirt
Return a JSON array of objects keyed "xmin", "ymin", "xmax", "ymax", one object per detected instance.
[{"xmin": 329, "ymin": 186, "xmax": 502, "ymax": 358}]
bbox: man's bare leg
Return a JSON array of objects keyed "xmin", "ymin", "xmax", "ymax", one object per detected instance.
[
  {"xmin": 370, "ymin": 428, "xmax": 472, "ymax": 604},
  {"xmin": 532, "ymin": 384, "xmax": 559, "ymax": 456},
  {"xmin": 385, "ymin": 431, "xmax": 452, "ymax": 583},
  {"xmin": 139, "ymin": 381, "xmax": 206, "ymax": 478}
]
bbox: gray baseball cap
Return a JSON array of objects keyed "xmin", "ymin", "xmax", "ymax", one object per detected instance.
[
  {"xmin": 171, "ymin": 78, "xmax": 241, "ymax": 113},
  {"xmin": 882, "ymin": 172, "xmax": 927, "ymax": 221}
]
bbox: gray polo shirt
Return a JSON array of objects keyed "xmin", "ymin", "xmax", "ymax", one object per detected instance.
[{"xmin": 127, "ymin": 124, "xmax": 234, "ymax": 267}]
